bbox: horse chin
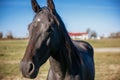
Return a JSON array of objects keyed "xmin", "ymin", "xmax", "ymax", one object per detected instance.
[{"xmin": 29, "ymin": 70, "xmax": 39, "ymax": 79}]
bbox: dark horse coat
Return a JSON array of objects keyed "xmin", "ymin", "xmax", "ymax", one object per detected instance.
[{"xmin": 20, "ymin": 0, "xmax": 95, "ymax": 80}]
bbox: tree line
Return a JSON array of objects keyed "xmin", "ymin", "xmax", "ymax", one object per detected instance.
[
  {"xmin": 0, "ymin": 32, "xmax": 14, "ymax": 39},
  {"xmin": 109, "ymin": 32, "xmax": 120, "ymax": 38},
  {"xmin": 0, "ymin": 30, "xmax": 120, "ymax": 40}
]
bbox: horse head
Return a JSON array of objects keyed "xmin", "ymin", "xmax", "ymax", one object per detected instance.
[{"xmin": 20, "ymin": 0, "xmax": 61, "ymax": 78}]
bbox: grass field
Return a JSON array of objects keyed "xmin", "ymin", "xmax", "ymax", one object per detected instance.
[
  {"xmin": 0, "ymin": 39, "xmax": 120, "ymax": 80},
  {"xmin": 86, "ymin": 38, "xmax": 120, "ymax": 48}
]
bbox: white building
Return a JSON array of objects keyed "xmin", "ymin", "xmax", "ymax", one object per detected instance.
[{"xmin": 69, "ymin": 32, "xmax": 89, "ymax": 40}]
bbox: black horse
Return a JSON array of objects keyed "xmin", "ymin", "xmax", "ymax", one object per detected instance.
[{"xmin": 20, "ymin": 0, "xmax": 95, "ymax": 80}]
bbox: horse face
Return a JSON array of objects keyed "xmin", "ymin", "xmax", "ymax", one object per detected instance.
[{"xmin": 20, "ymin": 0, "xmax": 60, "ymax": 78}]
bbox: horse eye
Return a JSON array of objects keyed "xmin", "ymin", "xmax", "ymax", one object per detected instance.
[{"xmin": 47, "ymin": 27, "xmax": 52, "ymax": 32}]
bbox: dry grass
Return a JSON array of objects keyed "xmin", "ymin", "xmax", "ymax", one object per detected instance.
[
  {"xmin": 86, "ymin": 38, "xmax": 120, "ymax": 48},
  {"xmin": 95, "ymin": 52, "xmax": 120, "ymax": 80},
  {"xmin": 0, "ymin": 39, "xmax": 120, "ymax": 80}
]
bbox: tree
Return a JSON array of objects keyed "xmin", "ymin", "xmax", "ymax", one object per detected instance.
[
  {"xmin": 110, "ymin": 32, "xmax": 120, "ymax": 38},
  {"xmin": 86, "ymin": 28, "xmax": 98, "ymax": 39},
  {"xmin": 90, "ymin": 31, "xmax": 97, "ymax": 39},
  {"xmin": 86, "ymin": 28, "xmax": 91, "ymax": 34},
  {"xmin": 6, "ymin": 32, "xmax": 13, "ymax": 39},
  {"xmin": 0, "ymin": 32, "xmax": 3, "ymax": 39},
  {"xmin": 86, "ymin": 28, "xmax": 91, "ymax": 38}
]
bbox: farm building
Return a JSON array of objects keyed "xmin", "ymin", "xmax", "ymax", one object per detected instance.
[{"xmin": 69, "ymin": 32, "xmax": 89, "ymax": 40}]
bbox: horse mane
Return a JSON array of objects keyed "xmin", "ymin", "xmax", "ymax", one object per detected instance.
[
  {"xmin": 50, "ymin": 9, "xmax": 81, "ymax": 73},
  {"xmin": 52, "ymin": 9, "xmax": 74, "ymax": 48}
]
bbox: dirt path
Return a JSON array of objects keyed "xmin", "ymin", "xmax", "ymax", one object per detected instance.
[{"xmin": 94, "ymin": 48, "xmax": 120, "ymax": 52}]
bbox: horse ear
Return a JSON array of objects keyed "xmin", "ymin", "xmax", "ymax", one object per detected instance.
[
  {"xmin": 47, "ymin": 0, "xmax": 55, "ymax": 12},
  {"xmin": 31, "ymin": 0, "xmax": 41, "ymax": 13}
]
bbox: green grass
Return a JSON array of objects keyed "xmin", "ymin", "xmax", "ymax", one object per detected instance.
[{"xmin": 0, "ymin": 39, "xmax": 120, "ymax": 80}]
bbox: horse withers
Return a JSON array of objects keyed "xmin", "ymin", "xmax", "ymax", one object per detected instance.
[{"xmin": 20, "ymin": 0, "xmax": 95, "ymax": 80}]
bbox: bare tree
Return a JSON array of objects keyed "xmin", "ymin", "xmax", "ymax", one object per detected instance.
[
  {"xmin": 86, "ymin": 28, "xmax": 98, "ymax": 39},
  {"xmin": 110, "ymin": 32, "xmax": 120, "ymax": 38},
  {"xmin": 6, "ymin": 32, "xmax": 14, "ymax": 39},
  {"xmin": 0, "ymin": 32, "xmax": 3, "ymax": 39},
  {"xmin": 90, "ymin": 31, "xmax": 97, "ymax": 39},
  {"xmin": 86, "ymin": 28, "xmax": 91, "ymax": 34},
  {"xmin": 86, "ymin": 28, "xmax": 91, "ymax": 38}
]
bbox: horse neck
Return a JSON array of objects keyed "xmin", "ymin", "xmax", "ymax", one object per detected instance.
[
  {"xmin": 49, "ymin": 32, "xmax": 80, "ymax": 78},
  {"xmin": 49, "ymin": 14, "xmax": 80, "ymax": 77}
]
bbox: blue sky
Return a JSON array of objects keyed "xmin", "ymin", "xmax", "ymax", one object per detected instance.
[{"xmin": 0, "ymin": 0, "xmax": 120, "ymax": 38}]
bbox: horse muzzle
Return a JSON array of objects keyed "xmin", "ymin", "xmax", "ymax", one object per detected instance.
[{"xmin": 20, "ymin": 60, "xmax": 37, "ymax": 79}]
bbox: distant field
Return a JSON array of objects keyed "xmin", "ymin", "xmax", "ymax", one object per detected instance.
[
  {"xmin": 86, "ymin": 38, "xmax": 120, "ymax": 48},
  {"xmin": 0, "ymin": 39, "xmax": 120, "ymax": 80}
]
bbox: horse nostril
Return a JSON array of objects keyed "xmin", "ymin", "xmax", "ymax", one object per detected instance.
[
  {"xmin": 29, "ymin": 63, "xmax": 33, "ymax": 72},
  {"xmin": 28, "ymin": 62, "xmax": 35, "ymax": 75}
]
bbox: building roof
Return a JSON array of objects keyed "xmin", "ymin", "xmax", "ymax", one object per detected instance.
[{"xmin": 69, "ymin": 32, "xmax": 88, "ymax": 36}]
